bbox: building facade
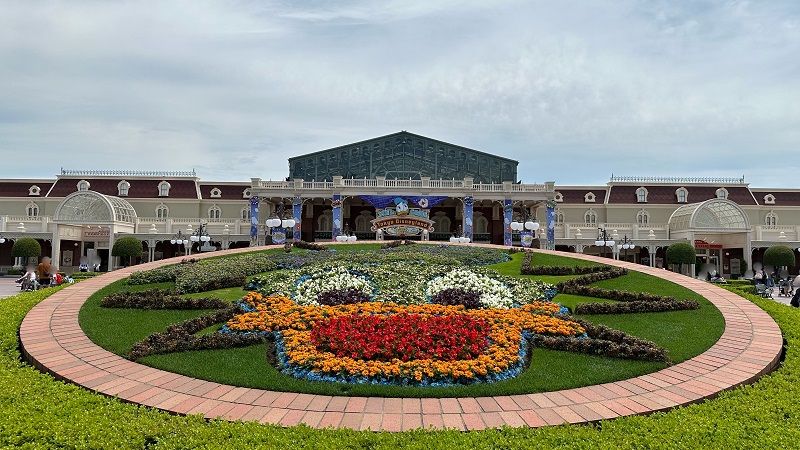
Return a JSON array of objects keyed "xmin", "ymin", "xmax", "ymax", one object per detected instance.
[{"xmin": 1, "ymin": 131, "xmax": 799, "ymax": 278}]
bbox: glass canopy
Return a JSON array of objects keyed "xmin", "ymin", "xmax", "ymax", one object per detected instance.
[
  {"xmin": 668, "ymin": 199, "xmax": 749, "ymax": 231},
  {"xmin": 55, "ymin": 191, "xmax": 137, "ymax": 224}
]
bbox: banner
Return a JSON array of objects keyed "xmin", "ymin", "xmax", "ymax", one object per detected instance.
[
  {"xmin": 463, "ymin": 196, "xmax": 473, "ymax": 240},
  {"xmin": 546, "ymin": 200, "xmax": 556, "ymax": 250},
  {"xmin": 359, "ymin": 195, "xmax": 448, "ymax": 209},
  {"xmin": 249, "ymin": 196, "xmax": 259, "ymax": 246},
  {"xmin": 504, "ymin": 199, "xmax": 513, "ymax": 246},
  {"xmin": 520, "ymin": 231, "xmax": 534, "ymax": 248},
  {"xmin": 292, "ymin": 197, "xmax": 303, "ymax": 242},
  {"xmin": 331, "ymin": 194, "xmax": 342, "ymax": 240},
  {"xmin": 271, "ymin": 227, "xmax": 286, "ymax": 245}
]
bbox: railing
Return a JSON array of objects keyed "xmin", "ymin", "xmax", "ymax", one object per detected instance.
[
  {"xmin": 429, "ymin": 180, "xmax": 465, "ymax": 188},
  {"xmin": 137, "ymin": 218, "xmax": 167, "ymax": 224},
  {"xmin": 302, "ymin": 181, "xmax": 334, "ymax": 189},
  {"xmin": 383, "ymin": 179, "xmax": 423, "ymax": 188},
  {"xmin": 342, "ymin": 179, "xmax": 378, "ymax": 188},
  {"xmin": 255, "ymin": 178, "xmax": 552, "ymax": 192},
  {"xmin": 610, "ymin": 175, "xmax": 746, "ymax": 184},
  {"xmin": 510, "ymin": 184, "xmax": 549, "ymax": 192},
  {"xmin": 6, "ymin": 215, "xmax": 42, "ymax": 222},
  {"xmin": 473, "ymin": 184, "xmax": 505, "ymax": 192},
  {"xmin": 61, "ymin": 168, "xmax": 196, "ymax": 177},
  {"xmin": 259, "ymin": 181, "xmax": 291, "ymax": 188}
]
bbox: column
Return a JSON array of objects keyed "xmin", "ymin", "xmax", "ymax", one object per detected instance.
[
  {"xmin": 51, "ymin": 224, "xmax": 61, "ymax": 272},
  {"xmin": 332, "ymin": 194, "xmax": 342, "ymax": 240},
  {"xmin": 503, "ymin": 199, "xmax": 513, "ymax": 246},
  {"xmin": 107, "ymin": 225, "xmax": 115, "ymax": 272},
  {"xmin": 463, "ymin": 196, "xmax": 473, "ymax": 241},
  {"xmin": 249, "ymin": 196, "xmax": 259, "ymax": 246},
  {"xmin": 292, "ymin": 197, "xmax": 303, "ymax": 242},
  {"xmin": 546, "ymin": 200, "xmax": 556, "ymax": 250}
]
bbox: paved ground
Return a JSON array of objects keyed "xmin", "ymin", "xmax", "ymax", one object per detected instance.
[
  {"xmin": 17, "ymin": 244, "xmax": 786, "ymax": 431},
  {"xmin": 0, "ymin": 277, "xmax": 23, "ymax": 299}
]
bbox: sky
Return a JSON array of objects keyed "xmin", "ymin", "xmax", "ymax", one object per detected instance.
[{"xmin": 1, "ymin": 0, "xmax": 799, "ymax": 187}]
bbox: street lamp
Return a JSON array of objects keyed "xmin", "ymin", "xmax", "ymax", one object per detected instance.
[
  {"xmin": 510, "ymin": 204, "xmax": 540, "ymax": 247},
  {"xmin": 189, "ymin": 223, "xmax": 212, "ymax": 253},
  {"xmin": 617, "ymin": 235, "xmax": 635, "ymax": 261},
  {"xmin": 449, "ymin": 225, "xmax": 470, "ymax": 244},
  {"xmin": 265, "ymin": 200, "xmax": 295, "ymax": 243},
  {"xmin": 594, "ymin": 227, "xmax": 615, "ymax": 258},
  {"xmin": 0, "ymin": 233, "xmax": 6, "ymax": 244},
  {"xmin": 169, "ymin": 230, "xmax": 190, "ymax": 256},
  {"xmin": 336, "ymin": 224, "xmax": 358, "ymax": 242}
]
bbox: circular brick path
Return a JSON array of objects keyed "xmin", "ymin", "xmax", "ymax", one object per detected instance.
[{"xmin": 20, "ymin": 244, "xmax": 783, "ymax": 431}]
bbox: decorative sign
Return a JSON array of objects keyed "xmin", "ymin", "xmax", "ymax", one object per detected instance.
[
  {"xmin": 694, "ymin": 239, "xmax": 722, "ymax": 249},
  {"xmin": 520, "ymin": 231, "xmax": 534, "ymax": 248},
  {"xmin": 84, "ymin": 229, "xmax": 110, "ymax": 238},
  {"xmin": 371, "ymin": 197, "xmax": 434, "ymax": 236},
  {"xmin": 546, "ymin": 199, "xmax": 556, "ymax": 250},
  {"xmin": 272, "ymin": 228, "xmax": 287, "ymax": 245},
  {"xmin": 249, "ymin": 196, "xmax": 259, "ymax": 246}
]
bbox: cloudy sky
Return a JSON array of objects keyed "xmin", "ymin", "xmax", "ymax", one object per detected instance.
[{"xmin": 2, "ymin": 1, "xmax": 799, "ymax": 187}]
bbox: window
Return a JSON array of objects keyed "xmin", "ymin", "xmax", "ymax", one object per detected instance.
[
  {"xmin": 716, "ymin": 187, "xmax": 728, "ymax": 199},
  {"xmin": 584, "ymin": 192, "xmax": 596, "ymax": 203},
  {"xmin": 553, "ymin": 192, "xmax": 563, "ymax": 203},
  {"xmin": 77, "ymin": 180, "xmax": 90, "ymax": 191},
  {"xmin": 765, "ymin": 211, "xmax": 778, "ymax": 228},
  {"xmin": 554, "ymin": 210, "xmax": 564, "ymax": 225},
  {"xmin": 764, "ymin": 194, "xmax": 776, "ymax": 205},
  {"xmin": 210, "ymin": 188, "xmax": 222, "ymax": 198},
  {"xmin": 636, "ymin": 187, "xmax": 648, "ymax": 203},
  {"xmin": 208, "ymin": 205, "xmax": 221, "ymax": 219},
  {"xmin": 155, "ymin": 204, "xmax": 169, "ymax": 219},
  {"xmin": 118, "ymin": 180, "xmax": 130, "ymax": 196},
  {"xmin": 241, "ymin": 207, "xmax": 251, "ymax": 220},
  {"xmin": 26, "ymin": 202, "xmax": 39, "ymax": 217},
  {"xmin": 584, "ymin": 209, "xmax": 597, "ymax": 225},
  {"xmin": 637, "ymin": 209, "xmax": 650, "ymax": 225},
  {"xmin": 28, "ymin": 185, "xmax": 41, "ymax": 196},
  {"xmin": 242, "ymin": 188, "xmax": 252, "ymax": 199},
  {"xmin": 676, "ymin": 187, "xmax": 688, "ymax": 203},
  {"xmin": 158, "ymin": 181, "xmax": 171, "ymax": 197}
]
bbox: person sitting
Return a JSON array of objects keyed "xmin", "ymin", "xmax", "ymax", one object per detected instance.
[
  {"xmin": 36, "ymin": 256, "xmax": 52, "ymax": 289},
  {"xmin": 15, "ymin": 266, "xmax": 38, "ymax": 291}
]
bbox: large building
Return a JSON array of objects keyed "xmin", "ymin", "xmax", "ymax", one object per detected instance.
[{"xmin": 1, "ymin": 131, "xmax": 799, "ymax": 278}]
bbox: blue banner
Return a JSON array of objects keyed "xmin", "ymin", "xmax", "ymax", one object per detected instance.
[
  {"xmin": 332, "ymin": 194, "xmax": 342, "ymax": 240},
  {"xmin": 359, "ymin": 195, "xmax": 448, "ymax": 209},
  {"xmin": 292, "ymin": 197, "xmax": 303, "ymax": 242},
  {"xmin": 521, "ymin": 231, "xmax": 534, "ymax": 248},
  {"xmin": 504, "ymin": 199, "xmax": 513, "ymax": 246},
  {"xmin": 546, "ymin": 200, "xmax": 556, "ymax": 250},
  {"xmin": 272, "ymin": 227, "xmax": 286, "ymax": 245},
  {"xmin": 463, "ymin": 196, "xmax": 473, "ymax": 240},
  {"xmin": 249, "ymin": 196, "xmax": 259, "ymax": 246}
]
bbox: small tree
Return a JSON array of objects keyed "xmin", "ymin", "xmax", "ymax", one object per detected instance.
[
  {"xmin": 763, "ymin": 245, "xmax": 796, "ymax": 280},
  {"xmin": 112, "ymin": 236, "xmax": 143, "ymax": 267},
  {"xmin": 666, "ymin": 242, "xmax": 696, "ymax": 275},
  {"xmin": 12, "ymin": 238, "xmax": 42, "ymax": 266}
]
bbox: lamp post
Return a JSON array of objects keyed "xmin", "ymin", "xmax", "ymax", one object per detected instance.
[
  {"xmin": 0, "ymin": 233, "xmax": 6, "ymax": 244},
  {"xmin": 594, "ymin": 227, "xmax": 615, "ymax": 258},
  {"xmin": 449, "ymin": 225, "xmax": 470, "ymax": 244},
  {"xmin": 336, "ymin": 223, "xmax": 358, "ymax": 242},
  {"xmin": 265, "ymin": 200, "xmax": 295, "ymax": 244},
  {"xmin": 617, "ymin": 235, "xmax": 635, "ymax": 262},
  {"xmin": 169, "ymin": 230, "xmax": 190, "ymax": 257},
  {"xmin": 189, "ymin": 223, "xmax": 212, "ymax": 254},
  {"xmin": 510, "ymin": 204, "xmax": 540, "ymax": 247}
]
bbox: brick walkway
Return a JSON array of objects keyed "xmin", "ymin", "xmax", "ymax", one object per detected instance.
[{"xmin": 19, "ymin": 244, "xmax": 783, "ymax": 431}]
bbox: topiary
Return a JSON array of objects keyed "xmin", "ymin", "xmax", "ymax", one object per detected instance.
[
  {"xmin": 763, "ymin": 245, "xmax": 796, "ymax": 271},
  {"xmin": 112, "ymin": 236, "xmax": 144, "ymax": 267},
  {"xmin": 666, "ymin": 242, "xmax": 696, "ymax": 274},
  {"xmin": 11, "ymin": 237, "xmax": 41, "ymax": 260}
]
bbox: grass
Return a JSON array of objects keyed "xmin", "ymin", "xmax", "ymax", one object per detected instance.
[
  {"xmin": 1, "ymin": 278, "xmax": 798, "ymax": 447},
  {"xmin": 78, "ymin": 247, "xmax": 724, "ymax": 397}
]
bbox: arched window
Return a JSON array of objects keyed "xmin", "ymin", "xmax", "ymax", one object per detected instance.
[
  {"xmin": 636, "ymin": 187, "xmax": 648, "ymax": 203},
  {"xmin": 553, "ymin": 192, "xmax": 563, "ymax": 203},
  {"xmin": 77, "ymin": 180, "xmax": 90, "ymax": 191},
  {"xmin": 26, "ymin": 202, "xmax": 39, "ymax": 217},
  {"xmin": 28, "ymin": 185, "xmax": 41, "ymax": 196},
  {"xmin": 584, "ymin": 192, "xmax": 596, "ymax": 203},
  {"xmin": 432, "ymin": 211, "xmax": 451, "ymax": 233},
  {"xmin": 554, "ymin": 210, "xmax": 564, "ymax": 225},
  {"xmin": 158, "ymin": 181, "xmax": 171, "ymax": 197},
  {"xmin": 118, "ymin": 180, "xmax": 130, "ymax": 196},
  {"xmin": 354, "ymin": 211, "xmax": 375, "ymax": 232},
  {"xmin": 210, "ymin": 188, "xmax": 222, "ymax": 198},
  {"xmin": 716, "ymin": 187, "xmax": 728, "ymax": 199},
  {"xmin": 155, "ymin": 204, "xmax": 169, "ymax": 219},
  {"xmin": 317, "ymin": 211, "xmax": 332, "ymax": 231},
  {"xmin": 676, "ymin": 187, "xmax": 688, "ymax": 203},
  {"xmin": 584, "ymin": 209, "xmax": 597, "ymax": 225},
  {"xmin": 764, "ymin": 194, "xmax": 776, "ymax": 205},
  {"xmin": 208, "ymin": 205, "xmax": 221, "ymax": 219},
  {"xmin": 474, "ymin": 214, "xmax": 489, "ymax": 234},
  {"xmin": 241, "ymin": 207, "xmax": 251, "ymax": 220},
  {"xmin": 765, "ymin": 211, "xmax": 778, "ymax": 228},
  {"xmin": 637, "ymin": 209, "xmax": 650, "ymax": 225}
]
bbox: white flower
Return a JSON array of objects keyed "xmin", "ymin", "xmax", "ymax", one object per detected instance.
[
  {"xmin": 426, "ymin": 268, "xmax": 514, "ymax": 309},
  {"xmin": 293, "ymin": 267, "xmax": 373, "ymax": 305}
]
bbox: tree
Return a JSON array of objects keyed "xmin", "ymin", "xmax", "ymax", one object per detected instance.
[
  {"xmin": 11, "ymin": 238, "xmax": 42, "ymax": 263},
  {"xmin": 666, "ymin": 242, "xmax": 696, "ymax": 275},
  {"xmin": 112, "ymin": 236, "xmax": 143, "ymax": 267},
  {"xmin": 763, "ymin": 245, "xmax": 796, "ymax": 280}
]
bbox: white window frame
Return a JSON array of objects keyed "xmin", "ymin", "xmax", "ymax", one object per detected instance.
[
  {"xmin": 716, "ymin": 187, "xmax": 728, "ymax": 199},
  {"xmin": 242, "ymin": 188, "xmax": 252, "ymax": 199},
  {"xmin": 210, "ymin": 188, "xmax": 222, "ymax": 198},
  {"xmin": 155, "ymin": 203, "xmax": 169, "ymax": 219},
  {"xmin": 241, "ymin": 207, "xmax": 251, "ymax": 220},
  {"xmin": 77, "ymin": 180, "xmax": 90, "ymax": 191},
  {"xmin": 584, "ymin": 209, "xmax": 597, "ymax": 225},
  {"xmin": 208, "ymin": 205, "xmax": 221, "ymax": 219},
  {"xmin": 764, "ymin": 194, "xmax": 776, "ymax": 205},
  {"xmin": 676, "ymin": 187, "xmax": 688, "ymax": 203},
  {"xmin": 765, "ymin": 211, "xmax": 778, "ymax": 228},
  {"xmin": 554, "ymin": 209, "xmax": 564, "ymax": 225},
  {"xmin": 636, "ymin": 187, "xmax": 648, "ymax": 203},
  {"xmin": 158, "ymin": 181, "xmax": 171, "ymax": 197},
  {"xmin": 28, "ymin": 185, "xmax": 41, "ymax": 196},
  {"xmin": 26, "ymin": 202, "xmax": 39, "ymax": 218},
  {"xmin": 553, "ymin": 192, "xmax": 563, "ymax": 203},
  {"xmin": 637, "ymin": 209, "xmax": 650, "ymax": 225},
  {"xmin": 118, "ymin": 180, "xmax": 130, "ymax": 196},
  {"xmin": 584, "ymin": 192, "xmax": 596, "ymax": 203}
]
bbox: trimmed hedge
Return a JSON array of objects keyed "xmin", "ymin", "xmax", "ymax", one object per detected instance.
[
  {"xmin": 520, "ymin": 251, "xmax": 610, "ymax": 275},
  {"xmin": 292, "ymin": 240, "xmax": 329, "ymax": 251},
  {"xmin": 3, "ymin": 285, "xmax": 800, "ymax": 447},
  {"xmin": 101, "ymin": 289, "xmax": 229, "ymax": 310}
]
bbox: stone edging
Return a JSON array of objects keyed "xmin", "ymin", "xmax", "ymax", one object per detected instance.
[{"xmin": 19, "ymin": 244, "xmax": 783, "ymax": 431}]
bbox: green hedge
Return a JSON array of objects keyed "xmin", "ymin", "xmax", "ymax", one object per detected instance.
[{"xmin": 2, "ymin": 287, "xmax": 800, "ymax": 448}]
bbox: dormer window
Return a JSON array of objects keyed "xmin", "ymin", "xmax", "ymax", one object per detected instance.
[
  {"xmin": 28, "ymin": 185, "xmax": 41, "ymax": 196},
  {"xmin": 208, "ymin": 205, "xmax": 221, "ymax": 219},
  {"xmin": 716, "ymin": 187, "xmax": 728, "ymax": 199},
  {"xmin": 210, "ymin": 187, "xmax": 222, "ymax": 198},
  {"xmin": 764, "ymin": 194, "xmax": 776, "ymax": 205},
  {"xmin": 242, "ymin": 188, "xmax": 252, "ymax": 199},
  {"xmin": 158, "ymin": 181, "xmax": 171, "ymax": 197},
  {"xmin": 584, "ymin": 192, "xmax": 596, "ymax": 203},
  {"xmin": 676, "ymin": 187, "xmax": 688, "ymax": 203},
  {"xmin": 77, "ymin": 180, "xmax": 90, "ymax": 191},
  {"xmin": 636, "ymin": 187, "xmax": 648, "ymax": 203},
  {"xmin": 118, "ymin": 180, "xmax": 130, "ymax": 196},
  {"xmin": 553, "ymin": 192, "xmax": 563, "ymax": 203}
]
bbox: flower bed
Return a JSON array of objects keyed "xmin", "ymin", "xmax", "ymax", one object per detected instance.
[{"xmin": 226, "ymin": 293, "xmax": 583, "ymax": 386}]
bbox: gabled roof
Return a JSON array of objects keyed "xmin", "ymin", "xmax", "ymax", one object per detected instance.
[
  {"xmin": 48, "ymin": 178, "xmax": 200, "ymax": 199},
  {"xmin": 0, "ymin": 181, "xmax": 54, "ymax": 197}
]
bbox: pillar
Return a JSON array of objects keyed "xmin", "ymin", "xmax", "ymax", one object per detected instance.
[
  {"xmin": 546, "ymin": 200, "xmax": 556, "ymax": 250},
  {"xmin": 503, "ymin": 199, "xmax": 513, "ymax": 246},
  {"xmin": 463, "ymin": 196, "xmax": 474, "ymax": 240},
  {"xmin": 107, "ymin": 225, "xmax": 115, "ymax": 272},
  {"xmin": 292, "ymin": 197, "xmax": 303, "ymax": 242},
  {"xmin": 51, "ymin": 223, "xmax": 61, "ymax": 272},
  {"xmin": 332, "ymin": 194, "xmax": 342, "ymax": 240}
]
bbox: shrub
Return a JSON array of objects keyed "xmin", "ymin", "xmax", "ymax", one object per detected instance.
[
  {"xmin": 11, "ymin": 237, "xmax": 41, "ymax": 258},
  {"xmin": 100, "ymin": 289, "xmax": 228, "ymax": 310},
  {"xmin": 764, "ymin": 245, "xmax": 796, "ymax": 269},
  {"xmin": 430, "ymin": 288, "xmax": 484, "ymax": 309},
  {"xmin": 111, "ymin": 236, "xmax": 144, "ymax": 267},
  {"xmin": 574, "ymin": 299, "xmax": 699, "ymax": 315},
  {"xmin": 666, "ymin": 242, "xmax": 696, "ymax": 273},
  {"xmin": 293, "ymin": 240, "xmax": 329, "ymax": 251}
]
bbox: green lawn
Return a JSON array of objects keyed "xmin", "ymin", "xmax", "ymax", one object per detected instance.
[{"xmin": 79, "ymin": 248, "xmax": 724, "ymax": 397}]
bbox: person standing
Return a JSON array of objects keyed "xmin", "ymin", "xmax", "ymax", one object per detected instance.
[{"xmin": 37, "ymin": 256, "xmax": 52, "ymax": 288}]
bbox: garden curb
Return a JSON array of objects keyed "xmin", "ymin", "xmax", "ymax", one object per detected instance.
[{"xmin": 19, "ymin": 243, "xmax": 783, "ymax": 431}]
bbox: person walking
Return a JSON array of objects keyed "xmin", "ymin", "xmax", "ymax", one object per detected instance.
[{"xmin": 36, "ymin": 256, "xmax": 52, "ymax": 288}]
